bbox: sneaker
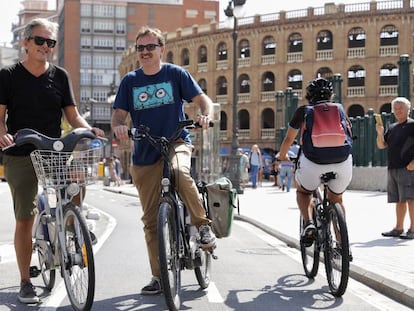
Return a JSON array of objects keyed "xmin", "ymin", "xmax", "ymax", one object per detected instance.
[
  {"xmin": 141, "ymin": 277, "xmax": 162, "ymax": 295},
  {"xmin": 301, "ymin": 221, "xmax": 316, "ymax": 247},
  {"xmin": 18, "ymin": 281, "xmax": 40, "ymax": 304},
  {"xmin": 381, "ymin": 228, "xmax": 403, "ymax": 237},
  {"xmin": 89, "ymin": 231, "xmax": 98, "ymax": 245},
  {"xmin": 199, "ymin": 224, "xmax": 217, "ymax": 248}
]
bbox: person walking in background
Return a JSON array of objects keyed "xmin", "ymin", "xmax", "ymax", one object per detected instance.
[
  {"xmin": 376, "ymin": 97, "xmax": 414, "ymax": 239},
  {"xmin": 111, "ymin": 26, "xmax": 216, "ymax": 295},
  {"xmin": 108, "ymin": 156, "xmax": 121, "ymax": 187},
  {"xmin": 249, "ymin": 144, "xmax": 262, "ymax": 189},
  {"xmin": 114, "ymin": 155, "xmax": 123, "ymax": 183},
  {"xmin": 0, "ymin": 18, "xmax": 104, "ymax": 304},
  {"xmin": 279, "ymin": 153, "xmax": 294, "ymax": 192},
  {"xmin": 239, "ymin": 148, "xmax": 249, "ymax": 189}
]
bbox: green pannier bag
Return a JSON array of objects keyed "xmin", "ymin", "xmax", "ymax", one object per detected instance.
[{"xmin": 205, "ymin": 177, "xmax": 238, "ymax": 238}]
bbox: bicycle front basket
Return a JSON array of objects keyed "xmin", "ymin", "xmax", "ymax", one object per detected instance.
[{"xmin": 30, "ymin": 148, "xmax": 102, "ymax": 188}]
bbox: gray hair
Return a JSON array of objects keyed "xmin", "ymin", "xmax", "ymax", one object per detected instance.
[
  {"xmin": 23, "ymin": 18, "xmax": 59, "ymax": 40},
  {"xmin": 391, "ymin": 97, "xmax": 411, "ymax": 113}
]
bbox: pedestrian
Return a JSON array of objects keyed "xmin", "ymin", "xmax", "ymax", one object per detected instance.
[
  {"xmin": 376, "ymin": 97, "xmax": 414, "ymax": 239},
  {"xmin": 0, "ymin": 18, "xmax": 104, "ymax": 304},
  {"xmin": 114, "ymin": 155, "xmax": 122, "ymax": 181},
  {"xmin": 248, "ymin": 144, "xmax": 262, "ymax": 189},
  {"xmin": 270, "ymin": 152, "xmax": 280, "ymax": 187},
  {"xmin": 279, "ymin": 153, "xmax": 294, "ymax": 192},
  {"xmin": 278, "ymin": 78, "xmax": 353, "ymax": 247},
  {"xmin": 239, "ymin": 148, "xmax": 249, "ymax": 189},
  {"xmin": 108, "ymin": 156, "xmax": 121, "ymax": 187},
  {"xmin": 111, "ymin": 26, "xmax": 216, "ymax": 295}
]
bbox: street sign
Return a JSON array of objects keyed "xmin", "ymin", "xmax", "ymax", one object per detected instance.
[{"xmin": 112, "ymin": 139, "xmax": 118, "ymax": 149}]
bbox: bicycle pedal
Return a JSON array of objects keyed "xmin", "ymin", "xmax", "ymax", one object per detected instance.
[{"xmin": 29, "ymin": 266, "xmax": 41, "ymax": 278}]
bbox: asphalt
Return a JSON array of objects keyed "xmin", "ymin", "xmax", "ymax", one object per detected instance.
[{"xmin": 104, "ymin": 180, "xmax": 414, "ymax": 309}]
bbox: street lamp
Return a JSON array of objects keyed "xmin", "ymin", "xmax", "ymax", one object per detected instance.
[{"xmin": 225, "ymin": 0, "xmax": 246, "ymax": 194}]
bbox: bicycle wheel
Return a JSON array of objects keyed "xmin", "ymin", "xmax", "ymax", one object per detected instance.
[
  {"xmin": 37, "ymin": 243, "xmax": 56, "ymax": 291},
  {"xmin": 300, "ymin": 211, "xmax": 320, "ymax": 278},
  {"xmin": 194, "ymin": 248, "xmax": 211, "ymax": 289},
  {"xmin": 324, "ymin": 202, "xmax": 350, "ymax": 297},
  {"xmin": 158, "ymin": 202, "xmax": 181, "ymax": 311},
  {"xmin": 35, "ymin": 195, "xmax": 56, "ymax": 291},
  {"xmin": 61, "ymin": 203, "xmax": 95, "ymax": 311}
]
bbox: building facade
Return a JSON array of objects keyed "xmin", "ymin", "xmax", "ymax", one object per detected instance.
[{"xmin": 119, "ymin": 0, "xmax": 414, "ymax": 154}]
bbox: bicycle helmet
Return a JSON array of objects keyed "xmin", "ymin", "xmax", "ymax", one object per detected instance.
[{"xmin": 305, "ymin": 78, "xmax": 333, "ymax": 103}]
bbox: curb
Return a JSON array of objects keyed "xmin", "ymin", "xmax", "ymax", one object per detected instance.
[{"xmin": 105, "ymin": 187, "xmax": 414, "ymax": 309}]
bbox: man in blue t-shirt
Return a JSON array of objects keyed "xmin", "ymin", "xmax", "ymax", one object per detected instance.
[{"xmin": 111, "ymin": 26, "xmax": 216, "ymax": 295}]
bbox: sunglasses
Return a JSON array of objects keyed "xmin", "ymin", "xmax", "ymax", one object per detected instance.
[
  {"xmin": 28, "ymin": 36, "xmax": 57, "ymax": 48},
  {"xmin": 135, "ymin": 43, "xmax": 160, "ymax": 52}
]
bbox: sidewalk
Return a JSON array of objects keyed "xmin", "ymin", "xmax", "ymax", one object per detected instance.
[{"xmin": 104, "ymin": 181, "xmax": 414, "ymax": 308}]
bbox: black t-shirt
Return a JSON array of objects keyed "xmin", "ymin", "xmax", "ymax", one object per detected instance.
[
  {"xmin": 0, "ymin": 62, "xmax": 75, "ymax": 155},
  {"xmin": 384, "ymin": 118, "xmax": 414, "ymax": 169}
]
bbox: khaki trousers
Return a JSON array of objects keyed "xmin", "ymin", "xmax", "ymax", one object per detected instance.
[{"xmin": 130, "ymin": 141, "xmax": 210, "ymax": 278}]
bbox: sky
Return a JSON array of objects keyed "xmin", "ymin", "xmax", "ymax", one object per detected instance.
[{"xmin": 0, "ymin": 0, "xmax": 363, "ymax": 47}]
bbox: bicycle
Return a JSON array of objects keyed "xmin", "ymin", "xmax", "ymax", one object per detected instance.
[
  {"xmin": 128, "ymin": 120, "xmax": 216, "ymax": 311},
  {"xmin": 299, "ymin": 171, "xmax": 350, "ymax": 297},
  {"xmin": 5, "ymin": 127, "xmax": 103, "ymax": 311}
]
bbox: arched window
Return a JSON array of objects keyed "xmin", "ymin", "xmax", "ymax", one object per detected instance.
[
  {"xmin": 262, "ymin": 36, "xmax": 275, "ymax": 55},
  {"xmin": 239, "ymin": 39, "xmax": 250, "ymax": 58},
  {"xmin": 288, "ymin": 32, "xmax": 302, "ymax": 53},
  {"xmin": 198, "ymin": 45, "xmax": 207, "ymax": 63},
  {"xmin": 262, "ymin": 108, "xmax": 275, "ymax": 129},
  {"xmin": 166, "ymin": 51, "xmax": 173, "ymax": 64},
  {"xmin": 239, "ymin": 109, "xmax": 250, "ymax": 130},
  {"xmin": 217, "ymin": 42, "xmax": 227, "ymax": 61},
  {"xmin": 348, "ymin": 65, "xmax": 365, "ymax": 87},
  {"xmin": 181, "ymin": 48, "xmax": 190, "ymax": 66},
  {"xmin": 348, "ymin": 104, "xmax": 365, "ymax": 118},
  {"xmin": 316, "ymin": 30, "xmax": 333, "ymax": 50},
  {"xmin": 216, "ymin": 76, "xmax": 227, "ymax": 95},
  {"xmin": 238, "ymin": 74, "xmax": 250, "ymax": 93},
  {"xmin": 198, "ymin": 79, "xmax": 207, "ymax": 94},
  {"xmin": 220, "ymin": 111, "xmax": 227, "ymax": 130},
  {"xmin": 380, "ymin": 63, "xmax": 398, "ymax": 85},
  {"xmin": 316, "ymin": 67, "xmax": 333, "ymax": 80},
  {"xmin": 287, "ymin": 69, "xmax": 302, "ymax": 90},
  {"xmin": 348, "ymin": 27, "xmax": 366, "ymax": 48},
  {"xmin": 380, "ymin": 24, "xmax": 398, "ymax": 46},
  {"xmin": 262, "ymin": 72, "xmax": 275, "ymax": 92}
]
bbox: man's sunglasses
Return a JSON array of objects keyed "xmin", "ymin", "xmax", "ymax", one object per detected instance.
[
  {"xmin": 135, "ymin": 44, "xmax": 160, "ymax": 52},
  {"xmin": 28, "ymin": 36, "xmax": 57, "ymax": 48}
]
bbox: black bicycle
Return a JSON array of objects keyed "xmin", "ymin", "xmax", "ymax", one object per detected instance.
[
  {"xmin": 129, "ymin": 120, "xmax": 215, "ymax": 311},
  {"xmin": 4, "ymin": 128, "xmax": 103, "ymax": 310},
  {"xmin": 300, "ymin": 171, "xmax": 350, "ymax": 297}
]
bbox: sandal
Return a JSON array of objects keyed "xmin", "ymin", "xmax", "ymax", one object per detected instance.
[
  {"xmin": 400, "ymin": 230, "xmax": 414, "ymax": 240},
  {"xmin": 381, "ymin": 228, "xmax": 403, "ymax": 237}
]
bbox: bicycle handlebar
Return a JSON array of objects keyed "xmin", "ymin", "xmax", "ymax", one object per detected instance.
[{"xmin": 2, "ymin": 127, "xmax": 98, "ymax": 152}]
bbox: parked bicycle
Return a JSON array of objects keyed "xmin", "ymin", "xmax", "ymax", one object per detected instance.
[
  {"xmin": 4, "ymin": 127, "xmax": 103, "ymax": 311},
  {"xmin": 128, "ymin": 120, "xmax": 216, "ymax": 311},
  {"xmin": 300, "ymin": 171, "xmax": 350, "ymax": 297}
]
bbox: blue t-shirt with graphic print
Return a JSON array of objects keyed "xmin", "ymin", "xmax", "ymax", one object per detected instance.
[{"xmin": 113, "ymin": 63, "xmax": 203, "ymax": 165}]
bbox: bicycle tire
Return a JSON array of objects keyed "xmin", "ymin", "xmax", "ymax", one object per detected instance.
[
  {"xmin": 37, "ymin": 245, "xmax": 56, "ymax": 291},
  {"xmin": 35, "ymin": 195, "xmax": 56, "ymax": 291},
  {"xmin": 194, "ymin": 248, "xmax": 211, "ymax": 289},
  {"xmin": 324, "ymin": 202, "xmax": 350, "ymax": 297},
  {"xmin": 158, "ymin": 202, "xmax": 181, "ymax": 311},
  {"xmin": 299, "ymin": 213, "xmax": 320, "ymax": 278},
  {"xmin": 61, "ymin": 203, "xmax": 95, "ymax": 311}
]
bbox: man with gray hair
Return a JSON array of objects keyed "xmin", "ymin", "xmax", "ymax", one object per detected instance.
[
  {"xmin": 376, "ymin": 97, "xmax": 414, "ymax": 239},
  {"xmin": 0, "ymin": 18, "xmax": 104, "ymax": 303}
]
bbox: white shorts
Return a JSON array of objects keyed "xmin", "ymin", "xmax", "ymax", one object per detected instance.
[{"xmin": 295, "ymin": 153, "xmax": 353, "ymax": 194}]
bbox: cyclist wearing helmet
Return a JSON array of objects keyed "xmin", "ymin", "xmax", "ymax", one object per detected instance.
[{"xmin": 278, "ymin": 78, "xmax": 353, "ymax": 247}]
